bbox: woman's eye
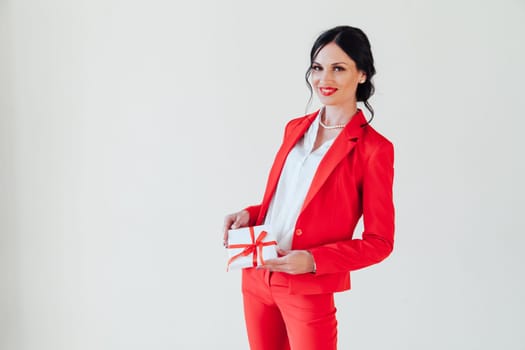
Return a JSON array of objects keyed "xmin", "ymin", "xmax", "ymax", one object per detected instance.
[
  {"xmin": 334, "ymin": 66, "xmax": 345, "ymax": 72},
  {"xmin": 312, "ymin": 65, "xmax": 322, "ymax": 71}
]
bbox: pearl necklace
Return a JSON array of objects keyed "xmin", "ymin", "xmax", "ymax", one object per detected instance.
[{"xmin": 319, "ymin": 117, "xmax": 347, "ymax": 130}]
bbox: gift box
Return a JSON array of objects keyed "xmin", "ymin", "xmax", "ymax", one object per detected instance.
[{"xmin": 227, "ymin": 225, "xmax": 277, "ymax": 271}]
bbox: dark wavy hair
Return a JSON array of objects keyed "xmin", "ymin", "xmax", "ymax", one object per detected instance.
[{"xmin": 306, "ymin": 26, "xmax": 376, "ymax": 124}]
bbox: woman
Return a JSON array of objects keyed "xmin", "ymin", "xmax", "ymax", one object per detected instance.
[{"xmin": 223, "ymin": 26, "xmax": 395, "ymax": 350}]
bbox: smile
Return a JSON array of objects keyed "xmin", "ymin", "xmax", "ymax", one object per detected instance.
[{"xmin": 319, "ymin": 87, "xmax": 337, "ymax": 96}]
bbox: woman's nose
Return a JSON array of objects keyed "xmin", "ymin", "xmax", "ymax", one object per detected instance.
[{"xmin": 319, "ymin": 69, "xmax": 334, "ymax": 82}]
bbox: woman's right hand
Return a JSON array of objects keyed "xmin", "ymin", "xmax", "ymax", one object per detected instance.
[{"xmin": 223, "ymin": 210, "xmax": 250, "ymax": 247}]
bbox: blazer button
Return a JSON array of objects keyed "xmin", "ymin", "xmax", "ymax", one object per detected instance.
[{"xmin": 295, "ymin": 229, "xmax": 303, "ymax": 236}]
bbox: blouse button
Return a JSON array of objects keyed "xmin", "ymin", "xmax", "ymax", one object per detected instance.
[{"xmin": 295, "ymin": 229, "xmax": 303, "ymax": 236}]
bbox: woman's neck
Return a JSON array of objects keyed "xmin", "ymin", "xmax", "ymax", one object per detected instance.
[{"xmin": 323, "ymin": 103, "xmax": 358, "ymax": 125}]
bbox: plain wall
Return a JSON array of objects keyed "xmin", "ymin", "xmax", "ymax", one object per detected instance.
[{"xmin": 1, "ymin": 0, "xmax": 524, "ymax": 349}]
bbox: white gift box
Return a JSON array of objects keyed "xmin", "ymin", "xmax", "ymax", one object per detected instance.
[{"xmin": 227, "ymin": 225, "xmax": 277, "ymax": 270}]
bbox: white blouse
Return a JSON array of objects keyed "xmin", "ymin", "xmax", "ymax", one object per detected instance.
[{"xmin": 264, "ymin": 110, "xmax": 335, "ymax": 250}]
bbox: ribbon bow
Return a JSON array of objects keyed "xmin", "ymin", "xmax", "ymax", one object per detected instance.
[{"xmin": 227, "ymin": 227, "xmax": 277, "ymax": 271}]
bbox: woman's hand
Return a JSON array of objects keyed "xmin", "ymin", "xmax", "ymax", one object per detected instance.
[
  {"xmin": 223, "ymin": 210, "xmax": 250, "ymax": 247},
  {"xmin": 260, "ymin": 248, "xmax": 316, "ymax": 275}
]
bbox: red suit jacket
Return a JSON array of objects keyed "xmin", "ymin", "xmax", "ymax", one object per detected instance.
[{"xmin": 243, "ymin": 109, "xmax": 395, "ymax": 295}]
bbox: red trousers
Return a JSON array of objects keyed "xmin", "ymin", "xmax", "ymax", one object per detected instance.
[{"xmin": 242, "ymin": 269, "xmax": 338, "ymax": 350}]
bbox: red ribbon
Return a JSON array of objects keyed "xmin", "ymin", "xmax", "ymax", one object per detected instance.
[{"xmin": 227, "ymin": 227, "xmax": 277, "ymax": 271}]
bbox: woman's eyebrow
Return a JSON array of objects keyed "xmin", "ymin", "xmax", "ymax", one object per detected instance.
[{"xmin": 312, "ymin": 61, "xmax": 349, "ymax": 66}]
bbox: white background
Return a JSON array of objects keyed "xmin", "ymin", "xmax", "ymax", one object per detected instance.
[{"xmin": 1, "ymin": 0, "xmax": 524, "ymax": 349}]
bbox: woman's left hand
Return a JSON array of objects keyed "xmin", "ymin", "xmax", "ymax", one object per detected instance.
[{"xmin": 260, "ymin": 248, "xmax": 315, "ymax": 275}]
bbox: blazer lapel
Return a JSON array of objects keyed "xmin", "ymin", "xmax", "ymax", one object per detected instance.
[
  {"xmin": 257, "ymin": 111, "xmax": 319, "ymax": 223},
  {"xmin": 301, "ymin": 110, "xmax": 366, "ymax": 212}
]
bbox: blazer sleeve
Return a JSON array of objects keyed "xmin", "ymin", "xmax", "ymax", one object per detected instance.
[
  {"xmin": 243, "ymin": 205, "xmax": 261, "ymax": 226},
  {"xmin": 241, "ymin": 116, "xmax": 305, "ymax": 227},
  {"xmin": 309, "ymin": 140, "xmax": 395, "ymax": 274}
]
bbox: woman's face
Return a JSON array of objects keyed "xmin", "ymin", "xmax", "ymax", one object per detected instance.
[{"xmin": 311, "ymin": 42, "xmax": 366, "ymax": 107}]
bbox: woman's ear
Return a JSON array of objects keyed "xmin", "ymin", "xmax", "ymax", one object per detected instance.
[{"xmin": 359, "ymin": 71, "xmax": 367, "ymax": 84}]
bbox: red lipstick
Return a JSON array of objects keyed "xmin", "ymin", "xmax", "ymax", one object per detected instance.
[{"xmin": 319, "ymin": 87, "xmax": 337, "ymax": 96}]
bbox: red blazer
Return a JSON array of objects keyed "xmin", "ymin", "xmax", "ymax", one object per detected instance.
[{"xmin": 243, "ymin": 109, "xmax": 395, "ymax": 295}]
